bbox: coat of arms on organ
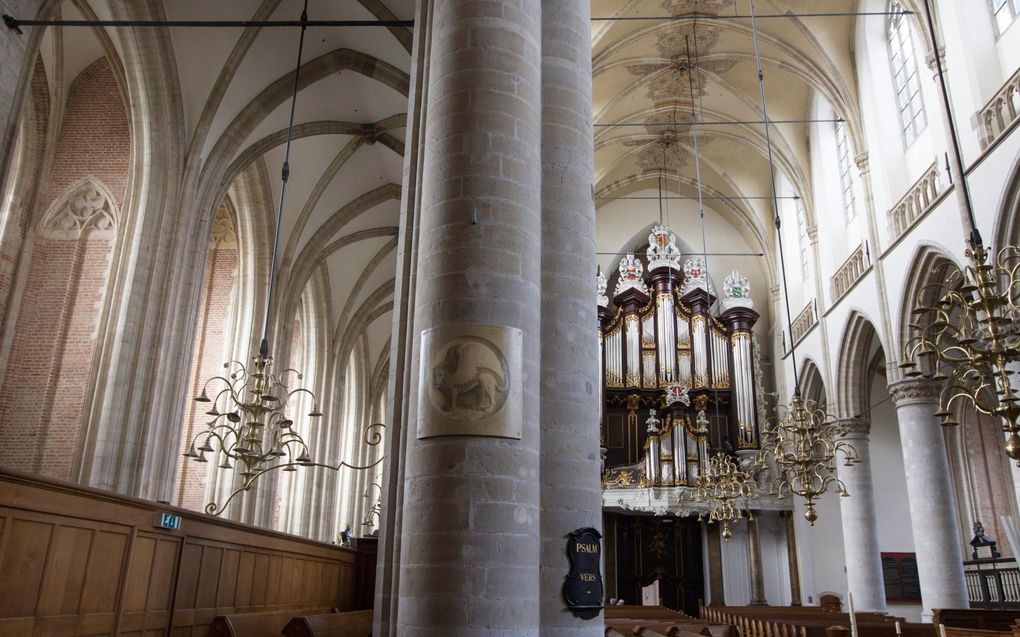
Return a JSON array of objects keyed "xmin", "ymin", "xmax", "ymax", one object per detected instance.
[{"xmin": 599, "ymin": 225, "xmax": 761, "ymax": 489}]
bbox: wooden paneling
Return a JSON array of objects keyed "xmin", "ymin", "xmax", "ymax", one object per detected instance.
[{"xmin": 0, "ymin": 468, "xmax": 362, "ymax": 636}]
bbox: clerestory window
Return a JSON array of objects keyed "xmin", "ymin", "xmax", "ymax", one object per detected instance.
[
  {"xmin": 888, "ymin": 1, "xmax": 927, "ymax": 146},
  {"xmin": 991, "ymin": 0, "xmax": 1020, "ymax": 34},
  {"xmin": 835, "ymin": 121, "xmax": 857, "ymax": 224},
  {"xmin": 796, "ymin": 198, "xmax": 810, "ymax": 279}
]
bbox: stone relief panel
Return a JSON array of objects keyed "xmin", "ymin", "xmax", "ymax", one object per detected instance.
[
  {"xmin": 417, "ymin": 324, "xmax": 523, "ymax": 439},
  {"xmin": 40, "ymin": 181, "xmax": 117, "ymax": 240}
]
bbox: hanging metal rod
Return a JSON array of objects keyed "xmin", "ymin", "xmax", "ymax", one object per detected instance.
[
  {"xmin": 596, "ymin": 195, "xmax": 799, "ymax": 201},
  {"xmin": 591, "ymin": 10, "xmax": 912, "ymax": 21},
  {"xmin": 598, "ymin": 251, "xmax": 764, "ymax": 257},
  {"xmin": 2, "ymin": 15, "xmax": 413, "ymax": 31},
  {"xmin": 595, "ymin": 118, "xmax": 843, "ymax": 128}
]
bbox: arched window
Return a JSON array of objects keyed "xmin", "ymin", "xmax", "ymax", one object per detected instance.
[
  {"xmin": 796, "ymin": 198, "xmax": 810, "ymax": 279},
  {"xmin": 835, "ymin": 121, "xmax": 857, "ymax": 224},
  {"xmin": 887, "ymin": 1, "xmax": 927, "ymax": 145},
  {"xmin": 991, "ymin": 0, "xmax": 1020, "ymax": 33}
]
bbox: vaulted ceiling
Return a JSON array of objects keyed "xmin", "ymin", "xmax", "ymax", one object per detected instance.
[
  {"xmin": 30, "ymin": 0, "xmax": 879, "ymax": 379},
  {"xmin": 36, "ymin": 0, "xmax": 412, "ymax": 387},
  {"xmin": 592, "ymin": 0, "xmax": 868, "ymax": 324}
]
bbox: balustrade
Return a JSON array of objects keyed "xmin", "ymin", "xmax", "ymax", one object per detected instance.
[
  {"xmin": 889, "ymin": 161, "xmax": 943, "ymax": 240},
  {"xmin": 978, "ymin": 67, "xmax": 1020, "ymax": 150},
  {"xmin": 831, "ymin": 243, "xmax": 868, "ymax": 303},
  {"xmin": 790, "ymin": 302, "xmax": 816, "ymax": 346}
]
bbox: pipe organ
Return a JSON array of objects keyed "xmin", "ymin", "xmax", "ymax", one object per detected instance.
[{"xmin": 599, "ymin": 225, "xmax": 761, "ymax": 489}]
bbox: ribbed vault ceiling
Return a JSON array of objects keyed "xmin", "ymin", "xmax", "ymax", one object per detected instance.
[{"xmin": 31, "ymin": 0, "xmax": 896, "ymax": 378}]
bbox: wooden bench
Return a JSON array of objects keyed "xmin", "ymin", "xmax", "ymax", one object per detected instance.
[
  {"xmin": 934, "ymin": 610, "xmax": 1020, "ymax": 632},
  {"xmin": 282, "ymin": 609, "xmax": 374, "ymax": 636},
  {"xmin": 605, "ymin": 605, "xmax": 735, "ymax": 637},
  {"xmin": 210, "ymin": 608, "xmax": 329, "ymax": 637}
]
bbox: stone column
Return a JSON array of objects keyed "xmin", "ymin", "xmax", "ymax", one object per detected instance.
[
  {"xmin": 835, "ymin": 418, "xmax": 887, "ymax": 613},
  {"xmin": 396, "ymin": 0, "xmax": 543, "ymax": 634},
  {"xmin": 747, "ymin": 514, "xmax": 767, "ymax": 606},
  {"xmin": 781, "ymin": 511, "xmax": 802, "ymax": 606},
  {"xmin": 889, "ymin": 379, "xmax": 969, "ymax": 621},
  {"xmin": 373, "ymin": 0, "xmax": 433, "ymax": 633},
  {"xmin": 705, "ymin": 522, "xmax": 726, "ymax": 605},
  {"xmin": 539, "ymin": 0, "xmax": 602, "ymax": 632}
]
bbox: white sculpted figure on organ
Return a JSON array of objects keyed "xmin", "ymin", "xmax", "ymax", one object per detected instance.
[
  {"xmin": 614, "ymin": 253, "xmax": 649, "ymax": 297},
  {"xmin": 721, "ymin": 270, "xmax": 753, "ymax": 311},
  {"xmin": 646, "ymin": 225, "xmax": 682, "ymax": 272},
  {"xmin": 681, "ymin": 256, "xmax": 712, "ymax": 296}
]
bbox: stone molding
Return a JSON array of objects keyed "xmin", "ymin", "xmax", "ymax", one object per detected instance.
[
  {"xmin": 837, "ymin": 417, "xmax": 871, "ymax": 440},
  {"xmin": 888, "ymin": 378, "xmax": 942, "ymax": 407}
]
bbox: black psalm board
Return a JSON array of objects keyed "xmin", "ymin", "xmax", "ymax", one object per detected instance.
[{"xmin": 563, "ymin": 527, "xmax": 604, "ymax": 619}]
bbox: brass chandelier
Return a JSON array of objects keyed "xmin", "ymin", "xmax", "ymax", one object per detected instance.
[
  {"xmin": 185, "ymin": 350, "xmax": 320, "ymax": 479},
  {"xmin": 694, "ymin": 452, "xmax": 757, "ymax": 540},
  {"xmin": 899, "ymin": 0, "xmax": 1020, "ymax": 466},
  {"xmin": 745, "ymin": 0, "xmax": 856, "ymax": 523},
  {"xmin": 183, "ymin": 0, "xmax": 383, "ymax": 515},
  {"xmin": 901, "ymin": 243, "xmax": 1020, "ymax": 463},
  {"xmin": 755, "ymin": 397, "xmax": 858, "ymax": 523}
]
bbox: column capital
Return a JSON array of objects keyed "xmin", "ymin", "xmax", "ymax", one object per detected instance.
[
  {"xmin": 806, "ymin": 224, "xmax": 819, "ymax": 244},
  {"xmin": 855, "ymin": 152, "xmax": 870, "ymax": 174},
  {"xmin": 838, "ymin": 417, "xmax": 871, "ymax": 440},
  {"xmin": 889, "ymin": 378, "xmax": 942, "ymax": 407},
  {"xmin": 925, "ymin": 48, "xmax": 947, "ymax": 76},
  {"xmin": 769, "ymin": 284, "xmax": 782, "ymax": 303}
]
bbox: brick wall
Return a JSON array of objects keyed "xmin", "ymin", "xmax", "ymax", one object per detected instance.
[
  {"xmin": 0, "ymin": 57, "xmax": 129, "ymax": 479},
  {"xmin": 44, "ymin": 57, "xmax": 129, "ymax": 207},
  {"xmin": 175, "ymin": 237, "xmax": 239, "ymax": 511}
]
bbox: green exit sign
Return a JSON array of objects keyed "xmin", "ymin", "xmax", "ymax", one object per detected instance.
[{"xmin": 154, "ymin": 512, "xmax": 181, "ymax": 530}]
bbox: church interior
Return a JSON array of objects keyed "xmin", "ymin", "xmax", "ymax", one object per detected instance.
[{"xmin": 0, "ymin": 0, "xmax": 1019, "ymax": 635}]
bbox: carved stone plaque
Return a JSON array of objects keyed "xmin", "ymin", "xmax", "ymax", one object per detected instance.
[{"xmin": 417, "ymin": 324, "xmax": 522, "ymax": 439}]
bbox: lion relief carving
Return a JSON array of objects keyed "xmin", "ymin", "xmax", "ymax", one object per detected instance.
[{"xmin": 428, "ymin": 336, "xmax": 510, "ymax": 421}]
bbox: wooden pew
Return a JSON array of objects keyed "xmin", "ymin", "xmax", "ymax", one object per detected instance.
[
  {"xmin": 934, "ymin": 610, "xmax": 1020, "ymax": 632},
  {"xmin": 605, "ymin": 605, "xmax": 734, "ymax": 637},
  {"xmin": 281, "ymin": 609, "xmax": 374, "ymax": 636},
  {"xmin": 698, "ymin": 604, "xmax": 940, "ymax": 637},
  {"xmin": 210, "ymin": 609, "xmax": 324, "ymax": 637}
]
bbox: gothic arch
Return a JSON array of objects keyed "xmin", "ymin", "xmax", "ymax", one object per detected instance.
[
  {"xmin": 799, "ymin": 357, "xmax": 828, "ymax": 407},
  {"xmin": 835, "ymin": 311, "xmax": 888, "ymax": 419},
  {"xmin": 991, "ymin": 151, "xmax": 1020, "ymax": 251},
  {"xmin": 896, "ymin": 243, "xmax": 960, "ymax": 359}
]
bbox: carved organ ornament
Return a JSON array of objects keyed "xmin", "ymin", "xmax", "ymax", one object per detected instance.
[{"xmin": 599, "ymin": 226, "xmax": 761, "ymax": 491}]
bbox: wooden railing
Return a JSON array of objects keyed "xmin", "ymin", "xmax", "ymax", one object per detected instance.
[
  {"xmin": 831, "ymin": 243, "xmax": 869, "ymax": 303},
  {"xmin": 889, "ymin": 161, "xmax": 943, "ymax": 240},
  {"xmin": 790, "ymin": 302, "xmax": 817, "ymax": 345},
  {"xmin": 965, "ymin": 557, "xmax": 1020, "ymax": 610},
  {"xmin": 978, "ymin": 66, "xmax": 1020, "ymax": 150}
]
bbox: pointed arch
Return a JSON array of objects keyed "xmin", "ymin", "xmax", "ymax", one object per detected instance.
[
  {"xmin": 896, "ymin": 243, "xmax": 961, "ymax": 357},
  {"xmin": 835, "ymin": 311, "xmax": 888, "ymax": 418},
  {"xmin": 799, "ymin": 357, "xmax": 828, "ymax": 407},
  {"xmin": 992, "ymin": 152, "xmax": 1020, "ymax": 252}
]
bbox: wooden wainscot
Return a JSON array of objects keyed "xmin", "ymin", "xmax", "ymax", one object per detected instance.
[{"xmin": 0, "ymin": 468, "xmax": 366, "ymax": 636}]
